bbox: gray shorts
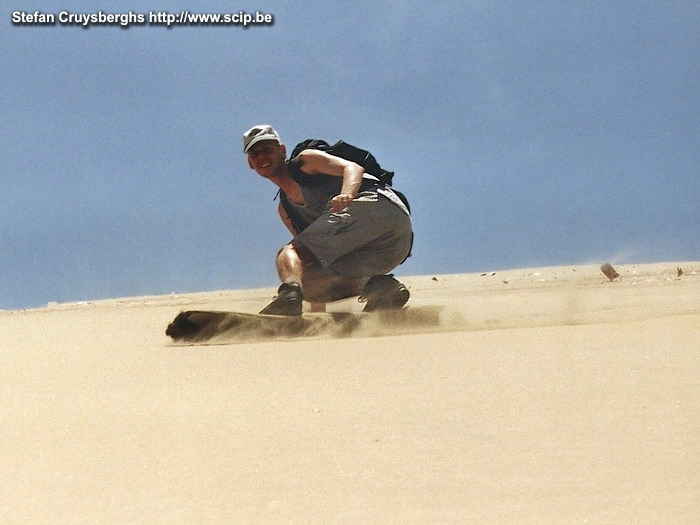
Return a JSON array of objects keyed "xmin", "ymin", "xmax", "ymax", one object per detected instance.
[{"xmin": 294, "ymin": 192, "xmax": 412, "ymax": 278}]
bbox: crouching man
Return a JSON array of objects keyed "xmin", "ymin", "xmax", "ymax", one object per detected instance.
[{"xmin": 243, "ymin": 125, "xmax": 413, "ymax": 316}]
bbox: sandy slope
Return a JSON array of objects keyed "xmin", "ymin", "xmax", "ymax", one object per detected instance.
[{"xmin": 1, "ymin": 263, "xmax": 698, "ymax": 523}]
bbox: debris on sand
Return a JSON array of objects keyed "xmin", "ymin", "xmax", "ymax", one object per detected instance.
[{"xmin": 601, "ymin": 262, "xmax": 620, "ymax": 281}]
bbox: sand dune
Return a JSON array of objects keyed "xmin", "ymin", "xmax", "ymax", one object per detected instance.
[{"xmin": 1, "ymin": 262, "xmax": 698, "ymax": 523}]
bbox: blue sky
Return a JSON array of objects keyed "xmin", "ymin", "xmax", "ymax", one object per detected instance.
[{"xmin": 2, "ymin": 1, "xmax": 698, "ymax": 308}]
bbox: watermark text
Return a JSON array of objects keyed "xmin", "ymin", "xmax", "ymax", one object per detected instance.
[{"xmin": 11, "ymin": 10, "xmax": 274, "ymax": 29}]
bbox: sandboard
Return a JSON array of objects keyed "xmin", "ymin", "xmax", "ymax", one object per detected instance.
[{"xmin": 165, "ymin": 306, "xmax": 443, "ymax": 344}]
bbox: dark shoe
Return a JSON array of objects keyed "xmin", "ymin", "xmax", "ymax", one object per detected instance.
[
  {"xmin": 359, "ymin": 274, "xmax": 410, "ymax": 312},
  {"xmin": 259, "ymin": 282, "xmax": 303, "ymax": 316}
]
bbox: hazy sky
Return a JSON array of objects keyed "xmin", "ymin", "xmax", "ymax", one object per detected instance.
[{"xmin": 2, "ymin": 0, "xmax": 698, "ymax": 308}]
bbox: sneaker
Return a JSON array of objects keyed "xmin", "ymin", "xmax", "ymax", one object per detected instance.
[
  {"xmin": 359, "ymin": 274, "xmax": 410, "ymax": 312},
  {"xmin": 259, "ymin": 282, "xmax": 303, "ymax": 316}
]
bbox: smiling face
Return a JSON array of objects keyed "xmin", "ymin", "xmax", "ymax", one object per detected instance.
[{"xmin": 247, "ymin": 140, "xmax": 287, "ymax": 179}]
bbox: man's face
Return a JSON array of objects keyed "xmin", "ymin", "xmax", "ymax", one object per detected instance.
[{"xmin": 247, "ymin": 140, "xmax": 286, "ymax": 178}]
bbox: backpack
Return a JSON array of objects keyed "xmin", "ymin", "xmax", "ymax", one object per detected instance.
[{"xmin": 290, "ymin": 139, "xmax": 396, "ymax": 186}]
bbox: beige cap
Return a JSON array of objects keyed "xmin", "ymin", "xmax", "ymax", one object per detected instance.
[{"xmin": 243, "ymin": 124, "xmax": 281, "ymax": 153}]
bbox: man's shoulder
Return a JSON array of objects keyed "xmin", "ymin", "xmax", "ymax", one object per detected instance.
[
  {"xmin": 289, "ymin": 149, "xmax": 331, "ymax": 172},
  {"xmin": 286, "ymin": 158, "xmax": 337, "ymax": 186}
]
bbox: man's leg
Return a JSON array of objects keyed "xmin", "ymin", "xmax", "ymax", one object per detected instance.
[
  {"xmin": 261, "ymin": 240, "xmax": 410, "ymax": 315},
  {"xmin": 263, "ymin": 199, "xmax": 412, "ymax": 315},
  {"xmin": 275, "ymin": 242, "xmax": 365, "ymax": 304}
]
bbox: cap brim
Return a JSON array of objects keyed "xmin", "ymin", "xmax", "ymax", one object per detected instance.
[{"xmin": 243, "ymin": 135, "xmax": 280, "ymax": 153}]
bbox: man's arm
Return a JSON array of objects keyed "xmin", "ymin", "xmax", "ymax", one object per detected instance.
[{"xmin": 296, "ymin": 149, "xmax": 364, "ymax": 212}]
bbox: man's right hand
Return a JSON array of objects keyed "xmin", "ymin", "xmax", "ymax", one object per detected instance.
[{"xmin": 330, "ymin": 193, "xmax": 354, "ymax": 213}]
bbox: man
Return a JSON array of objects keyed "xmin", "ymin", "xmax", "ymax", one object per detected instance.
[{"xmin": 243, "ymin": 124, "xmax": 413, "ymax": 316}]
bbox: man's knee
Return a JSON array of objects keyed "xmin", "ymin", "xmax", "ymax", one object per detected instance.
[
  {"xmin": 274, "ymin": 242, "xmax": 322, "ymax": 274},
  {"xmin": 289, "ymin": 241, "xmax": 321, "ymax": 267},
  {"xmin": 276, "ymin": 243, "xmax": 294, "ymax": 260}
]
